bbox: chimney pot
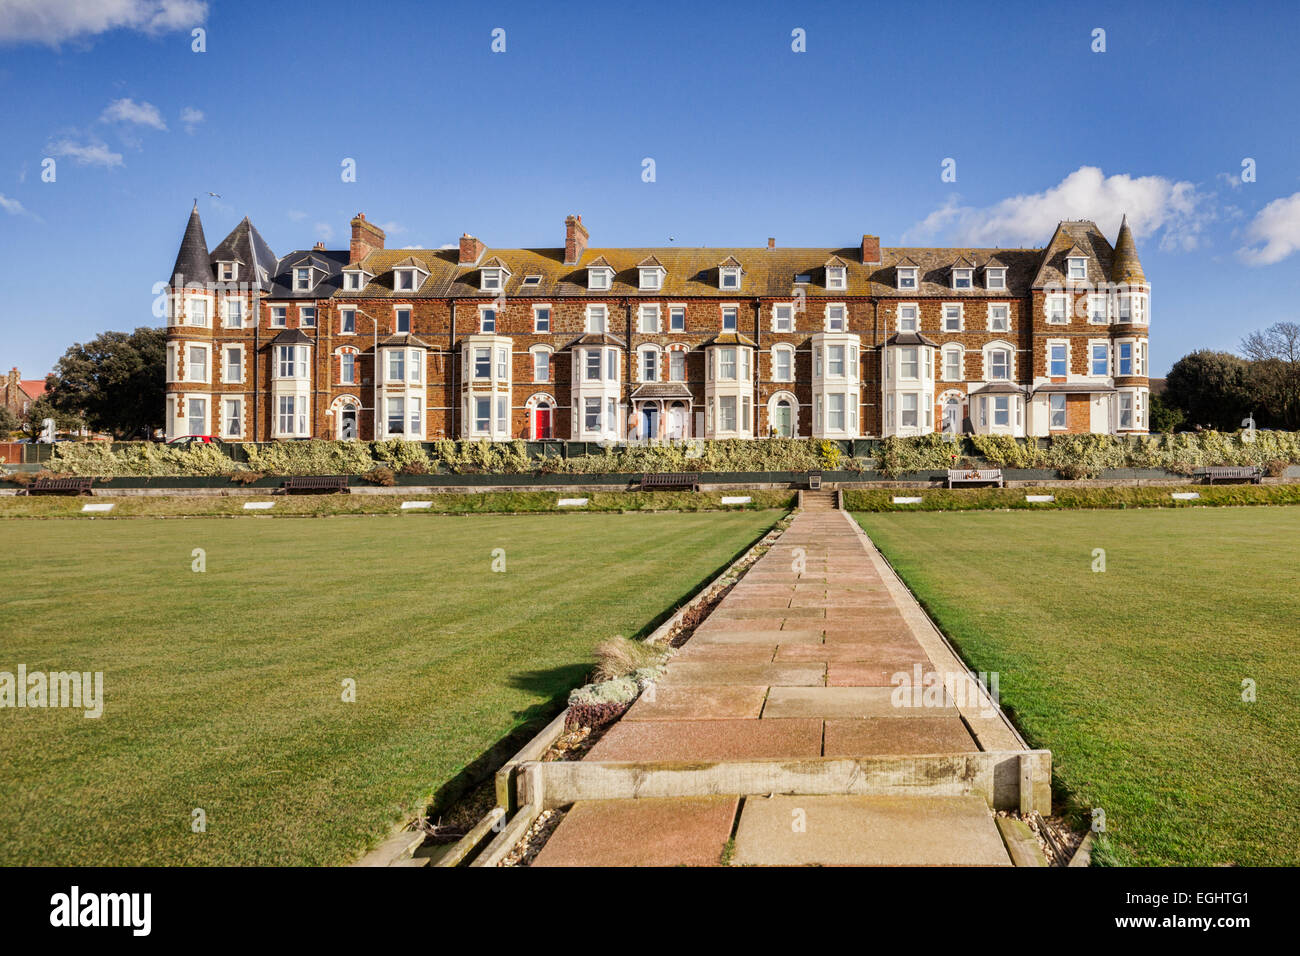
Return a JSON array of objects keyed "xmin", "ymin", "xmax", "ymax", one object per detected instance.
[{"xmin": 564, "ymin": 214, "xmax": 589, "ymax": 265}]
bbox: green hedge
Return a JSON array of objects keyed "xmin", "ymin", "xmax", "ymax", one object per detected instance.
[
  {"xmin": 38, "ymin": 438, "xmax": 852, "ymax": 477},
  {"xmin": 843, "ymin": 484, "xmax": 1300, "ymax": 512},
  {"xmin": 29, "ymin": 431, "xmax": 1300, "ymax": 479},
  {"xmin": 878, "ymin": 431, "xmax": 1300, "ymax": 477},
  {"xmin": 0, "ymin": 489, "xmax": 796, "ymax": 519}
]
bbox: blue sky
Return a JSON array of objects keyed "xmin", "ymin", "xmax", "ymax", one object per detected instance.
[{"xmin": 3, "ymin": 0, "xmax": 1300, "ymax": 376}]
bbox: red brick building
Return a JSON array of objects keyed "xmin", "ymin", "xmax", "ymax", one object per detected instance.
[
  {"xmin": 162, "ymin": 207, "xmax": 1150, "ymax": 442},
  {"xmin": 2, "ymin": 368, "xmax": 47, "ymax": 421}
]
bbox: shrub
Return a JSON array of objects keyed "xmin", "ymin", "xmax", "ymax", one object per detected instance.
[
  {"xmin": 591, "ymin": 636, "xmax": 672, "ymax": 682},
  {"xmin": 229, "ymin": 471, "xmax": 264, "ymax": 485},
  {"xmin": 362, "ymin": 466, "xmax": 395, "ymax": 486}
]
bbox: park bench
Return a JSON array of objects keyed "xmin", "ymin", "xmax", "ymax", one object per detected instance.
[
  {"xmin": 280, "ymin": 475, "xmax": 351, "ymax": 494},
  {"xmin": 641, "ymin": 472, "xmax": 700, "ymax": 491},
  {"xmin": 946, "ymin": 468, "xmax": 1004, "ymax": 489},
  {"xmin": 24, "ymin": 477, "xmax": 95, "ymax": 496},
  {"xmin": 1202, "ymin": 465, "xmax": 1262, "ymax": 485}
]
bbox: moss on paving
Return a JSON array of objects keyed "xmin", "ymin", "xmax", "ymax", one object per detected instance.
[
  {"xmin": 0, "ymin": 511, "xmax": 779, "ymax": 865},
  {"xmin": 854, "ymin": 507, "xmax": 1300, "ymax": 866}
]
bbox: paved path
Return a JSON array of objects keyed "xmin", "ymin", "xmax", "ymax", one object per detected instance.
[{"xmin": 533, "ymin": 499, "xmax": 1023, "ymax": 867}]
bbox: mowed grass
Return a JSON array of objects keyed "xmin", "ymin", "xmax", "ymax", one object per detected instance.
[
  {"xmin": 854, "ymin": 508, "xmax": 1300, "ymax": 866},
  {"xmin": 0, "ymin": 511, "xmax": 779, "ymax": 865}
]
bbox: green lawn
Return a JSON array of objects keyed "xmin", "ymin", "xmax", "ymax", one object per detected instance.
[
  {"xmin": 0, "ymin": 511, "xmax": 778, "ymax": 865},
  {"xmin": 854, "ymin": 508, "xmax": 1300, "ymax": 866}
]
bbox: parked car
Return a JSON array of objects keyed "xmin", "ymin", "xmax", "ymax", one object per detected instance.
[{"xmin": 165, "ymin": 435, "xmax": 217, "ymax": 447}]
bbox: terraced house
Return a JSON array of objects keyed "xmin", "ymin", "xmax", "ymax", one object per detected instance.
[{"xmin": 162, "ymin": 208, "xmax": 1151, "ymax": 442}]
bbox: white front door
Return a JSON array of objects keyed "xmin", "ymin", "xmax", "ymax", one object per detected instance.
[{"xmin": 942, "ymin": 401, "xmax": 961, "ymax": 434}]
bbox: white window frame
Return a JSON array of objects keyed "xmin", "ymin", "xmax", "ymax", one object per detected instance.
[
  {"xmin": 826, "ymin": 266, "xmax": 846, "ymax": 291},
  {"xmin": 1088, "ymin": 294, "xmax": 1109, "ymax": 324},
  {"xmin": 221, "ymin": 397, "xmax": 243, "ymax": 439},
  {"xmin": 1049, "ymin": 393, "xmax": 1067, "ymax": 430},
  {"xmin": 588, "ymin": 267, "xmax": 613, "ymax": 291},
  {"xmin": 824, "ymin": 303, "xmax": 847, "ymax": 333},
  {"xmin": 338, "ymin": 350, "xmax": 357, "ymax": 385},
  {"xmin": 952, "ymin": 268, "xmax": 973, "ymax": 290},
  {"xmin": 987, "ymin": 303, "xmax": 1010, "ymax": 332},
  {"xmin": 222, "ymin": 345, "xmax": 243, "ymax": 384},
  {"xmin": 339, "ymin": 307, "xmax": 356, "ymax": 335},
  {"xmin": 1066, "ymin": 257, "xmax": 1087, "ymax": 282},
  {"xmin": 772, "ymin": 303, "xmax": 794, "ymax": 332},
  {"xmin": 639, "ymin": 304, "xmax": 661, "ymax": 334},
  {"xmin": 986, "ymin": 267, "xmax": 1006, "ymax": 291},
  {"xmin": 187, "ymin": 344, "xmax": 210, "ymax": 383},
  {"xmin": 669, "ymin": 305, "xmax": 686, "ymax": 332},
  {"xmin": 1089, "ymin": 340, "xmax": 1109, "ymax": 376},
  {"xmin": 222, "ymin": 296, "xmax": 244, "ymax": 329},
  {"xmin": 1045, "ymin": 294, "xmax": 1068, "ymax": 325},
  {"xmin": 638, "ymin": 346, "xmax": 659, "ymax": 383},
  {"xmin": 294, "ymin": 267, "xmax": 312, "ymax": 292},
  {"xmin": 941, "ymin": 345, "xmax": 963, "ymax": 382},
  {"xmin": 941, "ymin": 303, "xmax": 963, "ymax": 332},
  {"xmin": 639, "ymin": 268, "xmax": 664, "ymax": 291},
  {"xmin": 532, "ymin": 304, "xmax": 551, "ymax": 333},
  {"xmin": 984, "ymin": 341, "xmax": 1014, "ymax": 381},
  {"xmin": 721, "ymin": 305, "xmax": 739, "ymax": 332},
  {"xmin": 531, "ymin": 346, "xmax": 551, "ymax": 384},
  {"xmin": 1048, "ymin": 341, "xmax": 1069, "ymax": 377},
  {"xmin": 668, "ymin": 348, "xmax": 686, "ymax": 382},
  {"xmin": 480, "ymin": 268, "xmax": 503, "ymax": 293},
  {"xmin": 897, "ymin": 267, "xmax": 918, "ymax": 291},
  {"xmin": 585, "ymin": 304, "xmax": 608, "ymax": 334},
  {"xmin": 298, "ymin": 305, "xmax": 316, "ymax": 328},
  {"xmin": 393, "ymin": 306, "xmax": 412, "ymax": 334},
  {"xmin": 270, "ymin": 305, "xmax": 287, "ymax": 328},
  {"xmin": 478, "ymin": 305, "xmax": 497, "ymax": 333},
  {"xmin": 771, "ymin": 344, "xmax": 794, "ymax": 382},
  {"xmin": 719, "ymin": 266, "xmax": 741, "ymax": 291},
  {"xmin": 896, "ymin": 304, "xmax": 919, "ymax": 333}
]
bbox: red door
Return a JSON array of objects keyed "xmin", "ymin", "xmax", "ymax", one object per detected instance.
[{"xmin": 534, "ymin": 407, "xmax": 552, "ymax": 439}]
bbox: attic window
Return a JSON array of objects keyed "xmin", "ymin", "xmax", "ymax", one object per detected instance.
[
  {"xmin": 588, "ymin": 267, "xmax": 613, "ymax": 291},
  {"xmin": 639, "ymin": 268, "xmax": 664, "ymax": 291},
  {"xmin": 986, "ymin": 268, "xmax": 1007, "ymax": 290},
  {"xmin": 826, "ymin": 266, "xmax": 846, "ymax": 291},
  {"xmin": 794, "ymin": 273, "xmax": 811, "ymax": 284},
  {"xmin": 952, "ymin": 268, "xmax": 973, "ymax": 290},
  {"xmin": 481, "ymin": 268, "xmax": 503, "ymax": 292},
  {"xmin": 897, "ymin": 267, "xmax": 918, "ymax": 290},
  {"xmin": 522, "ymin": 275, "xmax": 541, "ymax": 287},
  {"xmin": 396, "ymin": 269, "xmax": 419, "ymax": 291},
  {"xmin": 219, "ymin": 262, "xmax": 237, "ymax": 282},
  {"xmin": 1066, "ymin": 257, "xmax": 1087, "ymax": 281},
  {"xmin": 720, "ymin": 266, "xmax": 741, "ymax": 290},
  {"xmin": 343, "ymin": 271, "xmax": 365, "ymax": 291},
  {"xmin": 294, "ymin": 268, "xmax": 312, "ymax": 291}
]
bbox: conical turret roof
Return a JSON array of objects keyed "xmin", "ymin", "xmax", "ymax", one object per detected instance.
[
  {"xmin": 1110, "ymin": 215, "xmax": 1146, "ymax": 284},
  {"xmin": 170, "ymin": 202, "xmax": 212, "ymax": 287}
]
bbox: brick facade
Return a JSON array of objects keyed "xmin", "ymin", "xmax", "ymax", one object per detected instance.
[{"xmin": 163, "ymin": 213, "xmax": 1150, "ymax": 442}]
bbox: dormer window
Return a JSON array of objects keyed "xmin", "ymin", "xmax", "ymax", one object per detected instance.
[
  {"xmin": 294, "ymin": 267, "xmax": 312, "ymax": 292},
  {"xmin": 218, "ymin": 262, "xmax": 238, "ymax": 282},
  {"xmin": 986, "ymin": 267, "xmax": 1007, "ymax": 290},
  {"xmin": 588, "ymin": 264, "xmax": 614, "ymax": 291},
  {"xmin": 720, "ymin": 266, "xmax": 741, "ymax": 290},
  {"xmin": 343, "ymin": 271, "xmax": 365, "ymax": 291},
  {"xmin": 396, "ymin": 269, "xmax": 417, "ymax": 291},
  {"xmin": 826, "ymin": 266, "xmax": 846, "ymax": 291},
  {"xmin": 481, "ymin": 268, "xmax": 504, "ymax": 292},
  {"xmin": 952, "ymin": 268, "xmax": 973, "ymax": 290},
  {"xmin": 897, "ymin": 266, "xmax": 918, "ymax": 290},
  {"xmin": 1066, "ymin": 256, "xmax": 1087, "ymax": 281},
  {"xmin": 639, "ymin": 268, "xmax": 663, "ymax": 291}
]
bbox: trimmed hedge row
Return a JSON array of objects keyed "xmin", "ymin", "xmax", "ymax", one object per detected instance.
[
  {"xmin": 21, "ymin": 431, "xmax": 1300, "ymax": 479},
  {"xmin": 843, "ymin": 484, "xmax": 1300, "ymax": 512},
  {"xmin": 0, "ymin": 489, "xmax": 796, "ymax": 519}
]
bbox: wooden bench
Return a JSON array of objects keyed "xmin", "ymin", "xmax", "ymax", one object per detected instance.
[
  {"xmin": 280, "ymin": 475, "xmax": 351, "ymax": 494},
  {"xmin": 641, "ymin": 472, "xmax": 700, "ymax": 492},
  {"xmin": 1202, "ymin": 466, "xmax": 1262, "ymax": 485},
  {"xmin": 24, "ymin": 477, "xmax": 95, "ymax": 496},
  {"xmin": 946, "ymin": 468, "xmax": 1004, "ymax": 489}
]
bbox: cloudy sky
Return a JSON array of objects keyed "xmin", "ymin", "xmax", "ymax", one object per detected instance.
[{"xmin": 2, "ymin": 0, "xmax": 1299, "ymax": 376}]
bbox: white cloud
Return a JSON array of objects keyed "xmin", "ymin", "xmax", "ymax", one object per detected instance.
[
  {"xmin": 314, "ymin": 222, "xmax": 335, "ymax": 242},
  {"xmin": 286, "ymin": 209, "xmax": 308, "ymax": 222},
  {"xmin": 0, "ymin": 193, "xmax": 26, "ymax": 215},
  {"xmin": 179, "ymin": 106, "xmax": 204, "ymax": 134},
  {"xmin": 379, "ymin": 221, "xmax": 406, "ymax": 235},
  {"xmin": 46, "ymin": 138, "xmax": 123, "ymax": 167},
  {"xmin": 100, "ymin": 97, "xmax": 166, "ymax": 130},
  {"xmin": 0, "ymin": 0, "xmax": 207, "ymax": 46},
  {"xmin": 1238, "ymin": 192, "xmax": 1300, "ymax": 266},
  {"xmin": 902, "ymin": 166, "xmax": 1213, "ymax": 252}
]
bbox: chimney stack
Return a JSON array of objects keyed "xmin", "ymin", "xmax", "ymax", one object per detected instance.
[
  {"xmin": 564, "ymin": 214, "xmax": 589, "ymax": 265},
  {"xmin": 768, "ymin": 237, "xmax": 776, "ymax": 249},
  {"xmin": 349, "ymin": 214, "xmax": 385, "ymax": 264},
  {"xmin": 861, "ymin": 234, "xmax": 881, "ymax": 265},
  {"xmin": 313, "ymin": 241, "xmax": 325, "ymax": 251},
  {"xmin": 459, "ymin": 233, "xmax": 486, "ymax": 266}
]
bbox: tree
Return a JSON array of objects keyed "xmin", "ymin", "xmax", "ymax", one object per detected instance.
[
  {"xmin": 0, "ymin": 405, "xmax": 18, "ymax": 437},
  {"xmin": 1240, "ymin": 322, "xmax": 1300, "ymax": 428},
  {"xmin": 45, "ymin": 327, "xmax": 166, "ymax": 438},
  {"xmin": 19, "ymin": 396, "xmax": 83, "ymax": 440},
  {"xmin": 1162, "ymin": 350, "xmax": 1254, "ymax": 431},
  {"xmin": 1147, "ymin": 392, "xmax": 1185, "ymax": 433}
]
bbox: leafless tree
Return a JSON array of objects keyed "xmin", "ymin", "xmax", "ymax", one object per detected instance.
[{"xmin": 1241, "ymin": 322, "xmax": 1300, "ymax": 428}]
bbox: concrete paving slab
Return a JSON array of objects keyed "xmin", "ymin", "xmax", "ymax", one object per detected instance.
[
  {"xmin": 660, "ymin": 662, "xmax": 826, "ymax": 687},
  {"xmin": 826, "ymin": 661, "xmax": 930, "ymax": 686},
  {"xmin": 624, "ymin": 684, "xmax": 768, "ymax": 721},
  {"xmin": 775, "ymin": 643, "xmax": 919, "ymax": 664},
  {"xmin": 731, "ymin": 795, "xmax": 1011, "ymax": 866},
  {"xmin": 711, "ymin": 606, "xmax": 826, "ymax": 621},
  {"xmin": 695, "ymin": 628, "xmax": 823, "ymax": 645},
  {"xmin": 532, "ymin": 796, "xmax": 739, "ymax": 867},
  {"xmin": 823, "ymin": 717, "xmax": 977, "ymax": 756},
  {"xmin": 763, "ymin": 685, "xmax": 955, "ymax": 718},
  {"xmin": 673, "ymin": 643, "xmax": 778, "ymax": 662},
  {"xmin": 586, "ymin": 718, "xmax": 824, "ymax": 762}
]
